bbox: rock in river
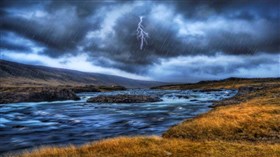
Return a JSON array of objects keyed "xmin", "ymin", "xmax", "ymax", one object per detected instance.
[
  {"xmin": 87, "ymin": 94, "xmax": 162, "ymax": 103},
  {"xmin": 0, "ymin": 87, "xmax": 80, "ymax": 104}
]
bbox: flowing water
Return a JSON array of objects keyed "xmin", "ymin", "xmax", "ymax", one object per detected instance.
[{"xmin": 0, "ymin": 89, "xmax": 237, "ymax": 154}]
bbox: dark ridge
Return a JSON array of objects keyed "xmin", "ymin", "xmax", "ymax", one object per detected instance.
[{"xmin": 0, "ymin": 59, "xmax": 166, "ymax": 88}]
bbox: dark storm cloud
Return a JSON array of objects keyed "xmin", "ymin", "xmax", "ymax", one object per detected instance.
[
  {"xmin": 84, "ymin": 4, "xmax": 184, "ymax": 72},
  {"xmin": 0, "ymin": 9, "xmax": 8, "ymax": 16},
  {"xmin": 148, "ymin": 54, "xmax": 279, "ymax": 82},
  {"xmin": 46, "ymin": 0, "xmax": 105, "ymax": 18},
  {"xmin": 0, "ymin": 0, "xmax": 279, "ymax": 77},
  {"xmin": 0, "ymin": 0, "xmax": 41, "ymax": 8},
  {"xmin": 0, "ymin": 3, "xmax": 92, "ymax": 57},
  {"xmin": 82, "ymin": 0, "xmax": 279, "ymax": 73},
  {"xmin": 0, "ymin": 0, "xmax": 131, "ymax": 57},
  {"xmin": 172, "ymin": 0, "xmax": 279, "ymax": 20},
  {"xmin": 192, "ymin": 55, "xmax": 277, "ymax": 75},
  {"xmin": 0, "ymin": 30, "xmax": 34, "ymax": 52},
  {"xmin": 206, "ymin": 28, "xmax": 280, "ymax": 55},
  {"xmin": 0, "ymin": 38, "xmax": 31, "ymax": 52}
]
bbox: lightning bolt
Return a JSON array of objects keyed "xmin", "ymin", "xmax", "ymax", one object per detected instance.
[{"xmin": 137, "ymin": 16, "xmax": 149, "ymax": 50}]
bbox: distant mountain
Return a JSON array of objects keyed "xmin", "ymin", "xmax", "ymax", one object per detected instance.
[{"xmin": 0, "ymin": 60, "xmax": 165, "ymax": 88}]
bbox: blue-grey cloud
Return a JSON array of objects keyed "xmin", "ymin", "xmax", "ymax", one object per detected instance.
[{"xmin": 0, "ymin": 0, "xmax": 279, "ymax": 81}]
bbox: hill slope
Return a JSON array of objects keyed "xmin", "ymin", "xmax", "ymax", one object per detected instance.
[{"xmin": 0, "ymin": 60, "xmax": 163, "ymax": 88}]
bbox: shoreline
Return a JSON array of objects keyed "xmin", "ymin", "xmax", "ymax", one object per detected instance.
[
  {"xmin": 4, "ymin": 78, "xmax": 280, "ymax": 156},
  {"xmin": 0, "ymin": 85, "xmax": 126, "ymax": 104},
  {"xmin": 1, "ymin": 90, "xmax": 233, "ymax": 156}
]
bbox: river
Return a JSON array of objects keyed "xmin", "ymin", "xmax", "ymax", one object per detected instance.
[{"xmin": 0, "ymin": 89, "xmax": 237, "ymax": 154}]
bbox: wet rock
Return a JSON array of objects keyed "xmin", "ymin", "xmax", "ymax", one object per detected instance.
[
  {"xmin": 87, "ymin": 95, "xmax": 162, "ymax": 103},
  {"xmin": 226, "ymin": 93, "xmax": 231, "ymax": 96},
  {"xmin": 0, "ymin": 87, "xmax": 80, "ymax": 104},
  {"xmin": 29, "ymin": 88, "xmax": 80, "ymax": 102},
  {"xmin": 176, "ymin": 95, "xmax": 191, "ymax": 99},
  {"xmin": 70, "ymin": 85, "xmax": 101, "ymax": 93},
  {"xmin": 190, "ymin": 99, "xmax": 198, "ymax": 102},
  {"xmin": 12, "ymin": 125, "xmax": 25, "ymax": 128},
  {"xmin": 199, "ymin": 89, "xmax": 224, "ymax": 92},
  {"xmin": 98, "ymin": 85, "xmax": 127, "ymax": 91},
  {"xmin": 166, "ymin": 95, "xmax": 190, "ymax": 99}
]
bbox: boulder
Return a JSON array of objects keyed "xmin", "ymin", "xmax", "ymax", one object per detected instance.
[
  {"xmin": 87, "ymin": 94, "xmax": 162, "ymax": 103},
  {"xmin": 0, "ymin": 87, "xmax": 80, "ymax": 104}
]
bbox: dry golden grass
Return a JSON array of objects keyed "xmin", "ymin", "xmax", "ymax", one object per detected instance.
[
  {"xmin": 163, "ymin": 85, "xmax": 280, "ymax": 142},
  {"xmin": 8, "ymin": 79, "xmax": 280, "ymax": 157},
  {"xmin": 11, "ymin": 136, "xmax": 280, "ymax": 157},
  {"xmin": 153, "ymin": 78, "xmax": 280, "ymax": 90},
  {"xmin": 0, "ymin": 77, "xmax": 86, "ymax": 87},
  {"xmin": 164, "ymin": 99, "xmax": 280, "ymax": 142}
]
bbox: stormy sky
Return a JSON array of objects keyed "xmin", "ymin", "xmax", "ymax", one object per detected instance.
[{"xmin": 0, "ymin": 0, "xmax": 279, "ymax": 82}]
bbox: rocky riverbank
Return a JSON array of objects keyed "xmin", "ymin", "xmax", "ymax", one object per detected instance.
[
  {"xmin": 0, "ymin": 87, "xmax": 80, "ymax": 104},
  {"xmin": 211, "ymin": 84, "xmax": 280, "ymax": 107},
  {"xmin": 153, "ymin": 78, "xmax": 280, "ymax": 108},
  {"xmin": 69, "ymin": 85, "xmax": 126, "ymax": 93},
  {"xmin": 0, "ymin": 85, "xmax": 127, "ymax": 104}
]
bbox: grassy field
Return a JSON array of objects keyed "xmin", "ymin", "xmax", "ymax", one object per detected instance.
[
  {"xmin": 8, "ymin": 78, "xmax": 280, "ymax": 157},
  {"xmin": 163, "ymin": 86, "xmax": 280, "ymax": 142},
  {"xmin": 152, "ymin": 78, "xmax": 280, "ymax": 90},
  {"xmin": 13, "ymin": 137, "xmax": 280, "ymax": 157}
]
